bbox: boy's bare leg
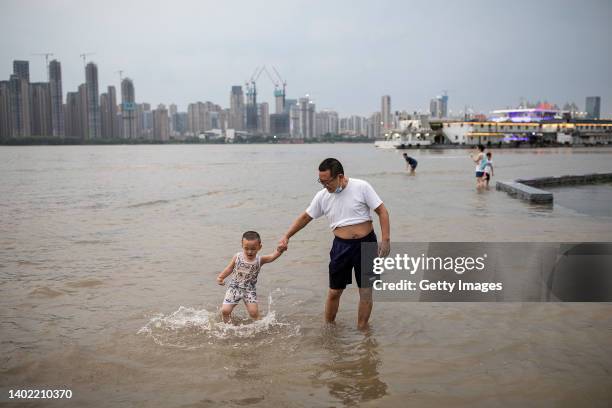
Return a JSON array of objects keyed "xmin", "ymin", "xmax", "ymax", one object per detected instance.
[
  {"xmin": 325, "ymin": 288, "xmax": 344, "ymax": 323},
  {"xmin": 221, "ymin": 303, "xmax": 236, "ymax": 323},
  {"xmin": 245, "ymin": 302, "xmax": 260, "ymax": 320},
  {"xmin": 357, "ymin": 287, "xmax": 373, "ymax": 330}
]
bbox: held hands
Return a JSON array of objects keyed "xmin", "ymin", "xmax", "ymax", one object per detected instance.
[{"xmin": 277, "ymin": 235, "xmax": 289, "ymax": 253}]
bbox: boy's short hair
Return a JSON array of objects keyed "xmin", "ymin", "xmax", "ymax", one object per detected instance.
[
  {"xmin": 319, "ymin": 158, "xmax": 344, "ymax": 177},
  {"xmin": 242, "ymin": 231, "xmax": 261, "ymax": 242},
  {"xmin": 486, "ymin": 152, "xmax": 492, "ymax": 158}
]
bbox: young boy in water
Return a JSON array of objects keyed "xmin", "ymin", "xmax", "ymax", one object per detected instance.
[
  {"xmin": 484, "ymin": 152, "xmax": 494, "ymax": 188},
  {"xmin": 216, "ymin": 231, "xmax": 284, "ymax": 323}
]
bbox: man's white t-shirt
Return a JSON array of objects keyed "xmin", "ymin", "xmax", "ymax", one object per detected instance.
[{"xmin": 305, "ymin": 178, "xmax": 383, "ymax": 230}]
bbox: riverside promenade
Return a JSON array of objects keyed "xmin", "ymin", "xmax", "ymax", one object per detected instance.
[{"xmin": 496, "ymin": 172, "xmax": 612, "ymax": 203}]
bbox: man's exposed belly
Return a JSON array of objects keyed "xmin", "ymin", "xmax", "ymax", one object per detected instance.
[{"xmin": 333, "ymin": 221, "xmax": 373, "ymax": 239}]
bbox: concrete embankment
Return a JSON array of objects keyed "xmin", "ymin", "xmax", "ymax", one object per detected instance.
[{"xmin": 496, "ymin": 173, "xmax": 612, "ymax": 203}]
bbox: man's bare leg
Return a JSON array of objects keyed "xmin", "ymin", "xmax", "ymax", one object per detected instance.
[
  {"xmin": 325, "ymin": 288, "xmax": 344, "ymax": 323},
  {"xmin": 357, "ymin": 287, "xmax": 373, "ymax": 330}
]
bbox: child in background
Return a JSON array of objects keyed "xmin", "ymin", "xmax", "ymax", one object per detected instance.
[
  {"xmin": 484, "ymin": 152, "xmax": 494, "ymax": 188},
  {"xmin": 216, "ymin": 231, "xmax": 284, "ymax": 323}
]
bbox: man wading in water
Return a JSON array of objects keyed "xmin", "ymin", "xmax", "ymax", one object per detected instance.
[{"xmin": 278, "ymin": 158, "xmax": 390, "ymax": 330}]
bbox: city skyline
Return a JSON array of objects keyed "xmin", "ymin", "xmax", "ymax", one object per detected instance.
[
  {"xmin": 1, "ymin": 0, "xmax": 611, "ymax": 117},
  {"xmin": 0, "ymin": 55, "xmax": 604, "ymax": 119}
]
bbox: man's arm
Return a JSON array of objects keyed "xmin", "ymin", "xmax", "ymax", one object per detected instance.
[
  {"xmin": 278, "ymin": 212, "xmax": 313, "ymax": 251},
  {"xmin": 374, "ymin": 203, "xmax": 390, "ymax": 257}
]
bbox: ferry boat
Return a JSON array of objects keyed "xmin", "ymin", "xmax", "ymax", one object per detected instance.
[{"xmin": 374, "ymin": 118, "xmax": 434, "ymax": 149}]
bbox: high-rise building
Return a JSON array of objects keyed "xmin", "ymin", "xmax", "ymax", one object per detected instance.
[
  {"xmin": 8, "ymin": 74, "xmax": 30, "ymax": 137},
  {"xmin": 105, "ymin": 86, "xmax": 119, "ymax": 138},
  {"xmin": 297, "ymin": 95, "xmax": 316, "ymax": 139},
  {"xmin": 121, "ymin": 78, "xmax": 136, "ymax": 138},
  {"xmin": 246, "ymin": 84, "xmax": 258, "ymax": 133},
  {"xmin": 48, "ymin": 60, "xmax": 64, "ymax": 137},
  {"xmin": 368, "ymin": 112, "xmax": 382, "ymax": 139},
  {"xmin": 100, "ymin": 89, "xmax": 119, "ymax": 139},
  {"xmin": 270, "ymin": 113, "xmax": 290, "ymax": 136},
  {"xmin": 0, "ymin": 81, "xmax": 11, "ymax": 138},
  {"xmin": 382, "ymin": 95, "xmax": 392, "ymax": 130},
  {"xmin": 168, "ymin": 103, "xmax": 177, "ymax": 135},
  {"xmin": 77, "ymin": 83, "xmax": 88, "ymax": 139},
  {"xmin": 440, "ymin": 93, "xmax": 448, "ymax": 118},
  {"xmin": 346, "ymin": 115, "xmax": 367, "ymax": 136},
  {"xmin": 430, "ymin": 92, "xmax": 449, "ymax": 119},
  {"xmin": 13, "ymin": 60, "xmax": 30, "ymax": 82},
  {"xmin": 429, "ymin": 98, "xmax": 439, "ymax": 119},
  {"xmin": 98, "ymin": 86, "xmax": 121, "ymax": 138},
  {"xmin": 229, "ymin": 86, "xmax": 245, "ymax": 130},
  {"xmin": 64, "ymin": 91, "xmax": 83, "ymax": 138},
  {"xmin": 188, "ymin": 102, "xmax": 204, "ymax": 136},
  {"xmin": 188, "ymin": 101, "xmax": 220, "ymax": 135},
  {"xmin": 275, "ymin": 88, "xmax": 285, "ymax": 114},
  {"xmin": 586, "ymin": 97, "xmax": 601, "ymax": 119},
  {"xmin": 153, "ymin": 104, "xmax": 169, "ymax": 141},
  {"xmin": 219, "ymin": 109, "xmax": 229, "ymax": 131},
  {"xmin": 100, "ymin": 92, "xmax": 109, "ymax": 137},
  {"xmin": 136, "ymin": 103, "xmax": 152, "ymax": 138},
  {"xmin": 30, "ymin": 82, "xmax": 52, "ymax": 136},
  {"xmin": 258, "ymin": 102, "xmax": 269, "ymax": 134},
  {"xmin": 173, "ymin": 112, "xmax": 188, "ymax": 136},
  {"xmin": 289, "ymin": 104, "xmax": 300, "ymax": 138},
  {"xmin": 85, "ymin": 62, "xmax": 101, "ymax": 138},
  {"xmin": 284, "ymin": 99, "xmax": 297, "ymax": 114},
  {"xmin": 169, "ymin": 104, "xmax": 177, "ymax": 116},
  {"xmin": 315, "ymin": 110, "xmax": 339, "ymax": 137}
]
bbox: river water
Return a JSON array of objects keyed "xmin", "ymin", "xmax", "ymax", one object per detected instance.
[{"xmin": 1, "ymin": 144, "xmax": 611, "ymax": 407}]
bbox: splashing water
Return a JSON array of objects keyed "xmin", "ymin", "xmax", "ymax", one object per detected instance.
[{"xmin": 138, "ymin": 292, "xmax": 300, "ymax": 349}]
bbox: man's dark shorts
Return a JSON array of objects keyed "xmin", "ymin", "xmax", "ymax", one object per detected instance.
[{"xmin": 329, "ymin": 230, "xmax": 378, "ymax": 289}]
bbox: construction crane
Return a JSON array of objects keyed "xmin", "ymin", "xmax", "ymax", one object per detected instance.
[
  {"xmin": 32, "ymin": 52, "xmax": 54, "ymax": 67},
  {"xmin": 272, "ymin": 66, "xmax": 287, "ymax": 98},
  {"xmin": 245, "ymin": 66, "xmax": 265, "ymax": 91},
  {"xmin": 79, "ymin": 52, "xmax": 95, "ymax": 66},
  {"xmin": 245, "ymin": 66, "xmax": 265, "ymax": 103},
  {"xmin": 32, "ymin": 53, "xmax": 54, "ymax": 80},
  {"xmin": 262, "ymin": 66, "xmax": 279, "ymax": 90}
]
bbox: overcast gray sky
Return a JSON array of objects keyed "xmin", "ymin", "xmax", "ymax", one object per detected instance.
[{"xmin": 1, "ymin": 0, "xmax": 611, "ymax": 116}]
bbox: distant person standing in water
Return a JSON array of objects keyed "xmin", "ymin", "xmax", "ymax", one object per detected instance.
[
  {"xmin": 402, "ymin": 153, "xmax": 418, "ymax": 175},
  {"xmin": 484, "ymin": 152, "xmax": 494, "ymax": 188},
  {"xmin": 470, "ymin": 144, "xmax": 487, "ymax": 189},
  {"xmin": 277, "ymin": 158, "xmax": 390, "ymax": 330}
]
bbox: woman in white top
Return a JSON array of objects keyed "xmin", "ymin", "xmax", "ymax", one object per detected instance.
[{"xmin": 470, "ymin": 144, "xmax": 487, "ymax": 189}]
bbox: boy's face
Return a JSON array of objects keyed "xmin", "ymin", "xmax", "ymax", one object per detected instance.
[{"xmin": 242, "ymin": 239, "xmax": 262, "ymax": 259}]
